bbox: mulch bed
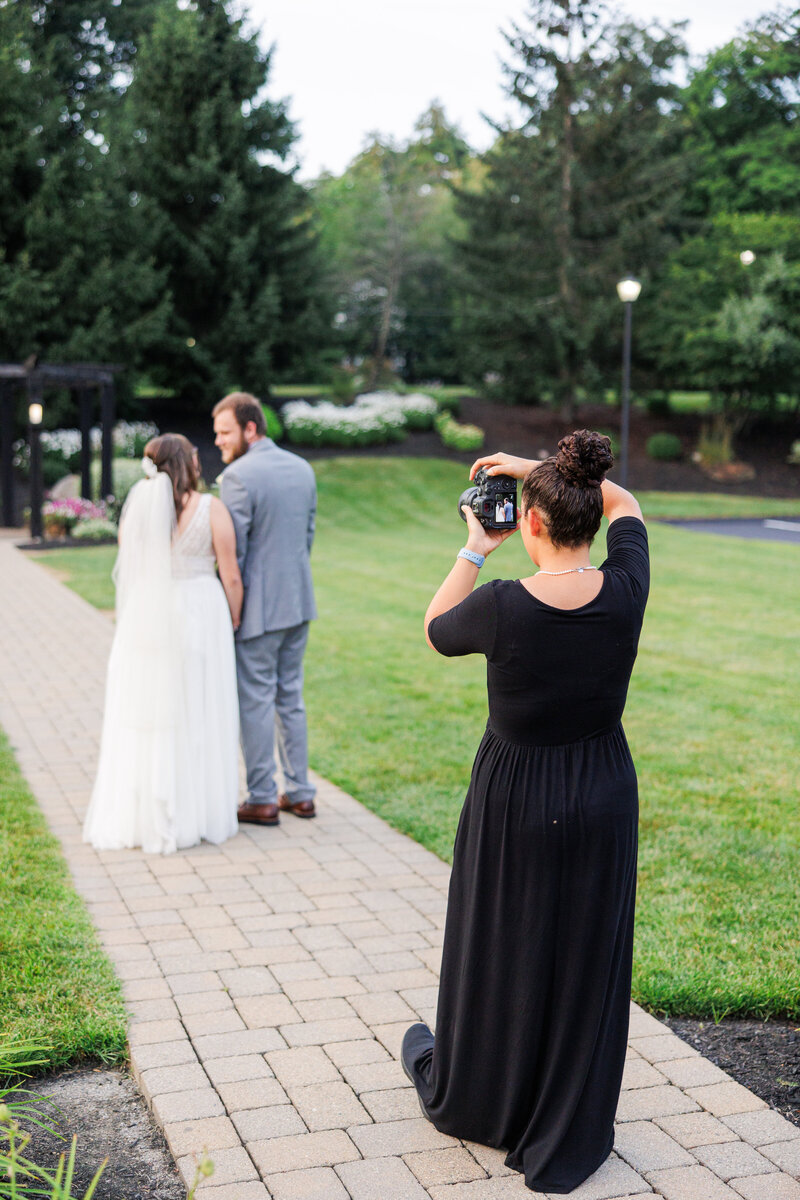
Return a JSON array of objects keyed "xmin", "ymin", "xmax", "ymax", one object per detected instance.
[
  {"xmin": 182, "ymin": 396, "xmax": 800, "ymax": 500},
  {"xmin": 665, "ymin": 1016, "xmax": 800, "ymax": 1126}
]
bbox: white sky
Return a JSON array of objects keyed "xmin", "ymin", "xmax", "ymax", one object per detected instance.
[{"xmin": 243, "ymin": 0, "xmax": 778, "ymax": 180}]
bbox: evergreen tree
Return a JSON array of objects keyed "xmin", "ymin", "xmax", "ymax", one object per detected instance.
[
  {"xmin": 0, "ymin": 0, "xmax": 166, "ymax": 381},
  {"xmin": 119, "ymin": 0, "xmax": 327, "ymax": 403},
  {"xmin": 454, "ymin": 0, "xmax": 687, "ymax": 413}
]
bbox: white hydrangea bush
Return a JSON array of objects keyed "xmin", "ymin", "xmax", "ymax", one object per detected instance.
[{"xmin": 282, "ymin": 392, "xmax": 438, "ymax": 447}]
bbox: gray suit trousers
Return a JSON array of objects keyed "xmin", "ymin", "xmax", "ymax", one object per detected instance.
[{"xmin": 235, "ymin": 623, "xmax": 315, "ymax": 807}]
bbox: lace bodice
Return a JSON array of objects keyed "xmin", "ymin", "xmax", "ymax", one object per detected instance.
[{"xmin": 172, "ymin": 493, "xmax": 215, "ymax": 578}]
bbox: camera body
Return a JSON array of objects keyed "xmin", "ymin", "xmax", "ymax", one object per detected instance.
[{"xmin": 458, "ymin": 468, "xmax": 518, "ymax": 529}]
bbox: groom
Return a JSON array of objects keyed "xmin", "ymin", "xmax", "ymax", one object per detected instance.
[{"xmin": 213, "ymin": 392, "xmax": 317, "ymax": 825}]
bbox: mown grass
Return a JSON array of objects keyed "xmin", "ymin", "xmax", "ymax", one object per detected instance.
[
  {"xmin": 0, "ymin": 729, "xmax": 128, "ymax": 1071},
  {"xmin": 36, "ymin": 458, "xmax": 800, "ymax": 1019}
]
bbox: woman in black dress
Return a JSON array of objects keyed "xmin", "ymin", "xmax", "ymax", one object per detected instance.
[{"xmin": 402, "ymin": 431, "xmax": 649, "ymax": 1194}]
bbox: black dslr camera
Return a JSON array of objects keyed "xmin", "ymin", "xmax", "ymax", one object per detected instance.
[{"xmin": 458, "ymin": 468, "xmax": 518, "ymax": 529}]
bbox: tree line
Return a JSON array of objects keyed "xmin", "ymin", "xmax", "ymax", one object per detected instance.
[{"xmin": 2, "ymin": 0, "xmax": 799, "ymax": 427}]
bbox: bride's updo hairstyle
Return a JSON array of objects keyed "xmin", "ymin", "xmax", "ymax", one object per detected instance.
[
  {"xmin": 144, "ymin": 433, "xmax": 200, "ymax": 519},
  {"xmin": 521, "ymin": 429, "xmax": 613, "ymax": 549}
]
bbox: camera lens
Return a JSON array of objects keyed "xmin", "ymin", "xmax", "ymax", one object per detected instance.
[{"xmin": 457, "ymin": 485, "xmax": 479, "ymax": 522}]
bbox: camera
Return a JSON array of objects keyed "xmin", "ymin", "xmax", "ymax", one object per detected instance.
[{"xmin": 458, "ymin": 468, "xmax": 518, "ymax": 529}]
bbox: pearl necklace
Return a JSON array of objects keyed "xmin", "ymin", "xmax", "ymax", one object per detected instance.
[{"xmin": 536, "ymin": 565, "xmax": 598, "ymax": 576}]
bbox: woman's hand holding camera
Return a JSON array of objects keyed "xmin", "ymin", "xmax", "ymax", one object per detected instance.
[
  {"xmin": 469, "ymin": 451, "xmax": 536, "ymax": 482},
  {"xmin": 461, "ymin": 504, "xmax": 517, "ymax": 558}
]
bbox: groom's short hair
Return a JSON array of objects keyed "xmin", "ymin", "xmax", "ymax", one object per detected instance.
[{"xmin": 213, "ymin": 392, "xmax": 266, "ymax": 436}]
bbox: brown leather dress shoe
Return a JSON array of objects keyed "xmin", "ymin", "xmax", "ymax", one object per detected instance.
[
  {"xmin": 237, "ymin": 801, "xmax": 279, "ymax": 826},
  {"xmin": 278, "ymin": 793, "xmax": 316, "ymax": 819}
]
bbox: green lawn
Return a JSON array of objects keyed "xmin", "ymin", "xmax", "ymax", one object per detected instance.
[
  {"xmin": 35, "ymin": 458, "xmax": 800, "ymax": 1020},
  {"xmin": 0, "ymin": 729, "xmax": 127, "ymax": 1071}
]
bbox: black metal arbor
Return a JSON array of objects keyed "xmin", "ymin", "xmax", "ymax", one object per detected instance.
[{"xmin": 0, "ymin": 362, "xmax": 119, "ymax": 526}]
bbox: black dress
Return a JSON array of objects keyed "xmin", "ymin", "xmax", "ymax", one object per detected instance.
[{"xmin": 405, "ymin": 517, "xmax": 650, "ymax": 1194}]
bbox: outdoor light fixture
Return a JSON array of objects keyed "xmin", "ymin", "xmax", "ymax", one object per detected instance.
[
  {"xmin": 616, "ymin": 277, "xmax": 642, "ymax": 304},
  {"xmin": 740, "ymin": 250, "xmax": 756, "ymax": 266},
  {"xmin": 28, "ymin": 399, "xmax": 44, "ymax": 539},
  {"xmin": 616, "ymin": 277, "xmax": 642, "ymax": 489}
]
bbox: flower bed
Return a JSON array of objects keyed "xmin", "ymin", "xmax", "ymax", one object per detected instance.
[
  {"xmin": 282, "ymin": 398, "xmax": 407, "ymax": 448},
  {"xmin": 282, "ymin": 392, "xmax": 439, "ymax": 448},
  {"xmin": 13, "ymin": 421, "xmax": 159, "ymax": 484},
  {"xmin": 42, "ymin": 498, "xmax": 108, "ymax": 538}
]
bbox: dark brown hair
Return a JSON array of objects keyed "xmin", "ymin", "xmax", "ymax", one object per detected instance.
[
  {"xmin": 144, "ymin": 433, "xmax": 199, "ymax": 520},
  {"xmin": 212, "ymin": 391, "xmax": 266, "ymax": 436},
  {"xmin": 521, "ymin": 430, "xmax": 613, "ymax": 549}
]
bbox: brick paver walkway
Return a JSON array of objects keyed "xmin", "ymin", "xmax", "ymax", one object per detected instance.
[{"xmin": 1, "ymin": 534, "xmax": 798, "ymax": 1200}]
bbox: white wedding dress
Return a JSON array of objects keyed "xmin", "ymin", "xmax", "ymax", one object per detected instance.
[{"xmin": 84, "ymin": 483, "xmax": 240, "ymax": 854}]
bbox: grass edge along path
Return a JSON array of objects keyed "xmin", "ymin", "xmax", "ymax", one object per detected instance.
[
  {"xmin": 0, "ymin": 727, "xmax": 127, "ymax": 1076},
  {"xmin": 32, "ymin": 459, "xmax": 800, "ymax": 1022}
]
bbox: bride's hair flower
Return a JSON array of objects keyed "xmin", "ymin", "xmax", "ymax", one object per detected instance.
[{"xmin": 142, "ymin": 456, "xmax": 158, "ymax": 478}]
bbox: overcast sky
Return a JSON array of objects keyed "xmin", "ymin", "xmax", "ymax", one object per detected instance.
[{"xmin": 243, "ymin": 0, "xmax": 777, "ymax": 179}]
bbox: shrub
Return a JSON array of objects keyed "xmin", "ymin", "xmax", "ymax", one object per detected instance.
[
  {"xmin": 262, "ymin": 405, "xmax": 283, "ymax": 441},
  {"xmin": 90, "ymin": 457, "xmax": 143, "ymax": 507},
  {"xmin": 13, "ymin": 432, "xmax": 81, "ymax": 483},
  {"xmin": 435, "ymin": 393, "xmax": 460, "ymax": 415},
  {"xmin": 644, "ymin": 393, "xmax": 671, "ymax": 418},
  {"xmin": 96, "ymin": 421, "xmax": 159, "ymax": 458},
  {"xmin": 787, "ymin": 439, "xmax": 800, "ymax": 465},
  {"xmin": 355, "ymin": 392, "xmax": 438, "ymax": 430},
  {"xmin": 435, "ymin": 412, "xmax": 484, "ymax": 452},
  {"xmin": 696, "ymin": 416, "xmax": 734, "ymax": 466},
  {"xmin": 326, "ymin": 365, "xmax": 363, "ymax": 404},
  {"xmin": 70, "ymin": 518, "xmax": 119, "ymax": 543},
  {"xmin": 396, "ymin": 393, "xmax": 438, "ymax": 430},
  {"xmin": 13, "ymin": 423, "xmax": 160, "ymax": 486},
  {"xmin": 646, "ymin": 432, "xmax": 683, "ymax": 462},
  {"xmin": 282, "ymin": 400, "xmax": 406, "ymax": 448}
]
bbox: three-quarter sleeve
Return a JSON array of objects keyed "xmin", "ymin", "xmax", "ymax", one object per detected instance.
[
  {"xmin": 602, "ymin": 516, "xmax": 650, "ymax": 611},
  {"xmin": 428, "ymin": 580, "xmax": 499, "ymax": 658}
]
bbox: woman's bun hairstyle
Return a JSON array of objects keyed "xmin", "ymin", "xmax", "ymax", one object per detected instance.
[
  {"xmin": 555, "ymin": 430, "xmax": 613, "ymax": 489},
  {"xmin": 521, "ymin": 429, "xmax": 613, "ymax": 549}
]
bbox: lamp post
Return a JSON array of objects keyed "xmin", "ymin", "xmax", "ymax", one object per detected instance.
[
  {"xmin": 615, "ymin": 276, "xmax": 642, "ymax": 489},
  {"xmin": 28, "ymin": 399, "xmax": 44, "ymax": 540}
]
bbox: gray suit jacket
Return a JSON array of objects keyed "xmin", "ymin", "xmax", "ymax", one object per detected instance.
[{"xmin": 220, "ymin": 438, "xmax": 317, "ymax": 639}]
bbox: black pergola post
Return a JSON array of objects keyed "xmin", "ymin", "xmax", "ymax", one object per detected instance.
[
  {"xmin": 100, "ymin": 381, "xmax": 114, "ymax": 499},
  {"xmin": 28, "ymin": 382, "xmax": 44, "ymax": 540},
  {"xmin": 78, "ymin": 386, "xmax": 93, "ymax": 500},
  {"xmin": 0, "ymin": 363, "xmax": 120, "ymax": 526},
  {"xmin": 0, "ymin": 382, "xmax": 14, "ymax": 526}
]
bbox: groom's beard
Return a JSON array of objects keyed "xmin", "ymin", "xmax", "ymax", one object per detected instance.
[{"xmin": 222, "ymin": 431, "xmax": 247, "ymax": 464}]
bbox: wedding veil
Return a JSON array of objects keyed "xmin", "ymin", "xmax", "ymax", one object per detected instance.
[{"xmin": 111, "ymin": 471, "xmax": 179, "ymax": 730}]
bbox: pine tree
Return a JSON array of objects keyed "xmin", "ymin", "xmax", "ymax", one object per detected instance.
[
  {"xmin": 454, "ymin": 0, "xmax": 687, "ymax": 413},
  {"xmin": 0, "ymin": 0, "xmax": 166, "ymax": 381},
  {"xmin": 119, "ymin": 0, "xmax": 326, "ymax": 404}
]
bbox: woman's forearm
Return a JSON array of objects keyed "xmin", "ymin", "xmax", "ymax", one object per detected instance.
[
  {"xmin": 220, "ymin": 573, "xmax": 243, "ymax": 630},
  {"xmin": 601, "ymin": 479, "xmax": 643, "ymax": 523},
  {"xmin": 425, "ymin": 556, "xmax": 482, "ymax": 636}
]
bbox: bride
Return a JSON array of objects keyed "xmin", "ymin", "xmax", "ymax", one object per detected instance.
[{"xmin": 84, "ymin": 434, "xmax": 242, "ymax": 854}]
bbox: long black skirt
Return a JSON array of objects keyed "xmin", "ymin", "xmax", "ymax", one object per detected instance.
[{"xmin": 407, "ymin": 723, "xmax": 638, "ymax": 1194}]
